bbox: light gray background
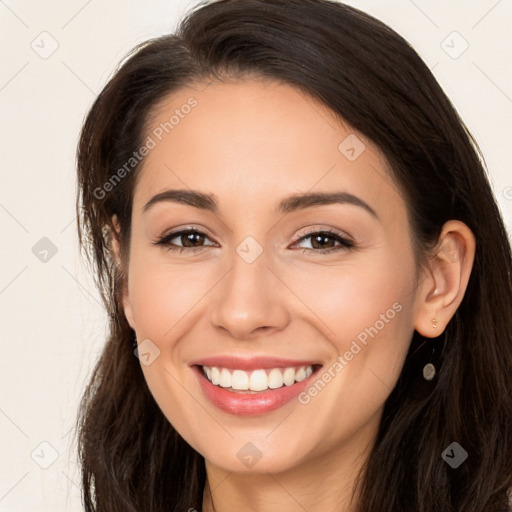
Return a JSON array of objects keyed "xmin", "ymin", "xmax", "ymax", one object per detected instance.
[{"xmin": 0, "ymin": 1, "xmax": 511, "ymax": 510}]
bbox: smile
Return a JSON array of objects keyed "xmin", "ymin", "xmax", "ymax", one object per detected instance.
[
  {"xmin": 191, "ymin": 360, "xmax": 322, "ymax": 416},
  {"xmin": 202, "ymin": 365, "xmax": 314, "ymax": 392}
]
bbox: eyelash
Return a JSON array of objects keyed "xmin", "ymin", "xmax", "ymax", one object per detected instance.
[{"xmin": 152, "ymin": 226, "xmax": 355, "ymax": 255}]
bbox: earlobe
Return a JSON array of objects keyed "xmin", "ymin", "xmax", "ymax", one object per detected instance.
[
  {"xmin": 414, "ymin": 220, "xmax": 476, "ymax": 338},
  {"xmin": 111, "ymin": 215, "xmax": 136, "ymax": 330}
]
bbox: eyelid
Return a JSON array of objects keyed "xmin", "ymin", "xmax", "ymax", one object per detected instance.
[
  {"xmin": 291, "ymin": 226, "xmax": 353, "ymax": 245},
  {"xmin": 159, "ymin": 224, "xmax": 217, "ymax": 242}
]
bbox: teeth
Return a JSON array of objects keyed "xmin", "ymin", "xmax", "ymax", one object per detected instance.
[
  {"xmin": 232, "ymin": 370, "xmax": 249, "ymax": 390},
  {"xmin": 250, "ymin": 369, "xmax": 268, "ymax": 391},
  {"xmin": 283, "ymin": 367, "xmax": 296, "ymax": 386},
  {"xmin": 219, "ymin": 368, "xmax": 232, "ymax": 388},
  {"xmin": 295, "ymin": 367, "xmax": 307, "ymax": 382},
  {"xmin": 268, "ymin": 368, "xmax": 283, "ymax": 389},
  {"xmin": 201, "ymin": 365, "xmax": 315, "ymax": 392}
]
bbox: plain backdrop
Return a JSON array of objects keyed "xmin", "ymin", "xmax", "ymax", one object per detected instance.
[{"xmin": 0, "ymin": 0, "xmax": 511, "ymax": 510}]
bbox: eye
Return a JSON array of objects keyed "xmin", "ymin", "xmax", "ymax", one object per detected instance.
[
  {"xmin": 152, "ymin": 228, "xmax": 217, "ymax": 253},
  {"xmin": 153, "ymin": 227, "xmax": 355, "ymax": 255},
  {"xmin": 292, "ymin": 228, "xmax": 355, "ymax": 254}
]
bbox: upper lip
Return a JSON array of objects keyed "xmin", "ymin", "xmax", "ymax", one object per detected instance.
[{"xmin": 190, "ymin": 355, "xmax": 322, "ymax": 371}]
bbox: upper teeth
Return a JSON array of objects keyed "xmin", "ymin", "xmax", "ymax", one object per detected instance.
[{"xmin": 202, "ymin": 365, "xmax": 314, "ymax": 391}]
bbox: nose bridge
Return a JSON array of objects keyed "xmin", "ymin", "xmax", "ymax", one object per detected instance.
[{"xmin": 210, "ymin": 237, "xmax": 289, "ymax": 338}]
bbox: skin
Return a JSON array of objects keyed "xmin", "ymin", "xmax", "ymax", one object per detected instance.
[{"xmin": 114, "ymin": 78, "xmax": 475, "ymax": 512}]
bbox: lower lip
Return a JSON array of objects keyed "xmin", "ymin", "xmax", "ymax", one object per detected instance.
[{"xmin": 192, "ymin": 365, "xmax": 320, "ymax": 416}]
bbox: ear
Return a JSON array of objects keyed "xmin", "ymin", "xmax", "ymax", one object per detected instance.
[
  {"xmin": 111, "ymin": 215, "xmax": 136, "ymax": 330},
  {"xmin": 413, "ymin": 220, "xmax": 476, "ymax": 338}
]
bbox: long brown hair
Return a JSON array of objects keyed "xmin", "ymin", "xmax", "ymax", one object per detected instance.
[{"xmin": 75, "ymin": 1, "xmax": 512, "ymax": 510}]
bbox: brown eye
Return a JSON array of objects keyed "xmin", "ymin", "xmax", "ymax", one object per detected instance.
[
  {"xmin": 180, "ymin": 232, "xmax": 206, "ymax": 247},
  {"xmin": 293, "ymin": 230, "xmax": 355, "ymax": 254},
  {"xmin": 310, "ymin": 233, "xmax": 337, "ymax": 249},
  {"xmin": 153, "ymin": 229, "xmax": 217, "ymax": 253}
]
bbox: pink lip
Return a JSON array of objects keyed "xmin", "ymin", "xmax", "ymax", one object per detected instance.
[
  {"xmin": 190, "ymin": 355, "xmax": 321, "ymax": 371},
  {"xmin": 190, "ymin": 363, "xmax": 321, "ymax": 416}
]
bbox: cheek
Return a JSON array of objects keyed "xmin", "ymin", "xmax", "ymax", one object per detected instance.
[
  {"xmin": 283, "ymin": 251, "xmax": 415, "ymax": 340},
  {"xmin": 284, "ymin": 252, "xmax": 416, "ymax": 389},
  {"xmin": 127, "ymin": 250, "xmax": 220, "ymax": 338},
  {"xmin": 287, "ymin": 259, "xmax": 415, "ymax": 448}
]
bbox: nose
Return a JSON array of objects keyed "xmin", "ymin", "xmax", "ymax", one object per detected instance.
[{"xmin": 210, "ymin": 247, "xmax": 290, "ymax": 340}]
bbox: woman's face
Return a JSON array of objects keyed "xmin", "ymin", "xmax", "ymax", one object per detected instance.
[{"xmin": 121, "ymin": 79, "xmax": 425, "ymax": 474}]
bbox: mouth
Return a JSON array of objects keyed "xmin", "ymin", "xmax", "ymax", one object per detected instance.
[
  {"xmin": 191, "ymin": 361, "xmax": 323, "ymax": 416},
  {"xmin": 199, "ymin": 364, "xmax": 321, "ymax": 392}
]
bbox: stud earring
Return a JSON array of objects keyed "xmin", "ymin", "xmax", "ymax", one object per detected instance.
[{"xmin": 432, "ymin": 318, "xmax": 438, "ymax": 329}]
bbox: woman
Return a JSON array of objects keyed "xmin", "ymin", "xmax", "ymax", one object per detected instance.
[{"xmin": 74, "ymin": 0, "xmax": 512, "ymax": 510}]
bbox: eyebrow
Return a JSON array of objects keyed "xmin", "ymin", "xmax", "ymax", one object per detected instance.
[{"xmin": 143, "ymin": 189, "xmax": 378, "ymax": 218}]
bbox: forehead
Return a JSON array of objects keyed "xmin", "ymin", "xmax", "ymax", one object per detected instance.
[{"xmin": 133, "ymin": 79, "xmax": 404, "ymax": 220}]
